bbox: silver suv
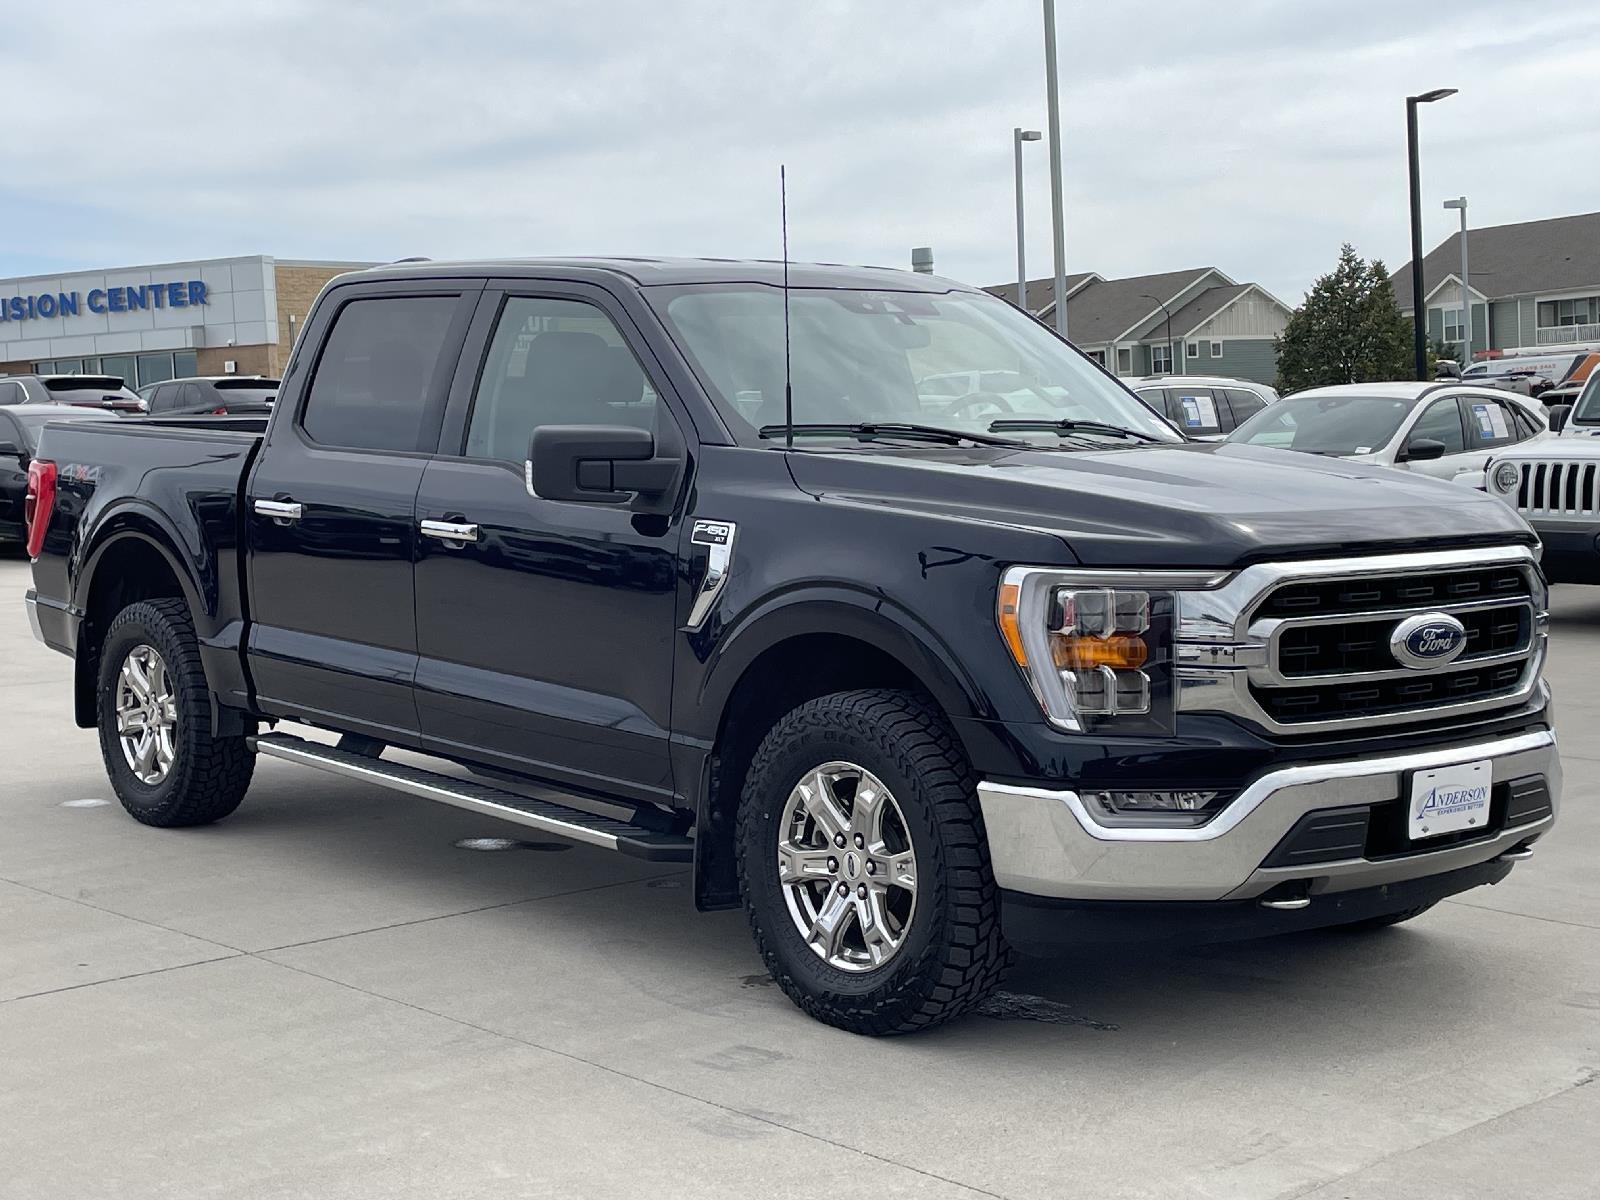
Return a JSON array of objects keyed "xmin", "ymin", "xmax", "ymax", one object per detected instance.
[{"xmin": 1132, "ymin": 374, "xmax": 1278, "ymax": 440}]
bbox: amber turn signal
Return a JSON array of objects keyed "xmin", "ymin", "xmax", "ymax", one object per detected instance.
[{"xmin": 1050, "ymin": 634, "xmax": 1149, "ymax": 671}]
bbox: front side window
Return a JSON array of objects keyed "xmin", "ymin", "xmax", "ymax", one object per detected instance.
[
  {"xmin": 650, "ymin": 284, "xmax": 1178, "ymax": 444},
  {"xmin": 465, "ymin": 296, "xmax": 656, "ymax": 463},
  {"xmin": 1410, "ymin": 397, "xmax": 1466, "ymax": 454},
  {"xmin": 301, "ymin": 295, "xmax": 459, "ymax": 452},
  {"xmin": 0, "ymin": 381, "xmax": 23, "ymax": 406},
  {"xmin": 1573, "ymin": 372, "xmax": 1600, "ymax": 425}
]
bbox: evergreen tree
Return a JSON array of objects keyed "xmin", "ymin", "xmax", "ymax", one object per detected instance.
[{"xmin": 1275, "ymin": 245, "xmax": 1416, "ymax": 393}]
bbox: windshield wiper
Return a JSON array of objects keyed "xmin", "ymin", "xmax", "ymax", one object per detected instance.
[
  {"xmin": 987, "ymin": 418, "xmax": 1164, "ymax": 443},
  {"xmin": 758, "ymin": 422, "xmax": 1030, "ymax": 448}
]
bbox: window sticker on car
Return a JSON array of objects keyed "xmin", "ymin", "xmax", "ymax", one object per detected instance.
[
  {"xmin": 1178, "ymin": 393, "xmax": 1218, "ymax": 429},
  {"xmin": 1470, "ymin": 402, "xmax": 1508, "ymax": 440}
]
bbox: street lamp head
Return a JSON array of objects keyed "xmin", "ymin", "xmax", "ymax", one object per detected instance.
[
  {"xmin": 1016, "ymin": 129, "xmax": 1042, "ymax": 141},
  {"xmin": 1411, "ymin": 87, "xmax": 1458, "ymax": 104},
  {"xmin": 1443, "ymin": 197, "xmax": 1468, "ymax": 210}
]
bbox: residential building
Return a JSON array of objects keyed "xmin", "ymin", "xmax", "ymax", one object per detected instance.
[
  {"xmin": 986, "ymin": 267, "xmax": 1293, "ymax": 385},
  {"xmin": 1391, "ymin": 211, "xmax": 1600, "ymax": 358},
  {"xmin": 0, "ymin": 255, "xmax": 370, "ymax": 386}
]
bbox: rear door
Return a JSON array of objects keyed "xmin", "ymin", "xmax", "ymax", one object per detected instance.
[
  {"xmin": 245, "ymin": 279, "xmax": 481, "ymax": 742},
  {"xmin": 411, "ymin": 284, "xmax": 690, "ymax": 805}
]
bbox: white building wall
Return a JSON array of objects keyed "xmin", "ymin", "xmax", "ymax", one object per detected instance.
[{"xmin": 0, "ymin": 255, "xmax": 280, "ymax": 363}]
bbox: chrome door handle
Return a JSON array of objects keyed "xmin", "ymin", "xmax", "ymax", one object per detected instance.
[
  {"xmin": 420, "ymin": 519, "xmax": 480, "ymax": 544},
  {"xmin": 254, "ymin": 499, "xmax": 303, "ymax": 523}
]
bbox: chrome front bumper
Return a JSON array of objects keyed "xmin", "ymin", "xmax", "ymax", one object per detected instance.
[{"xmin": 977, "ymin": 728, "xmax": 1560, "ymax": 902}]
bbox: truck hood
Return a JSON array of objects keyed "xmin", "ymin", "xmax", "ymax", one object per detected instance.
[{"xmin": 785, "ymin": 442, "xmax": 1535, "ymax": 567}]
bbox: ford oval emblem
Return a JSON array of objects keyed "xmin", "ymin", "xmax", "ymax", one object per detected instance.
[{"xmin": 1389, "ymin": 612, "xmax": 1468, "ymax": 670}]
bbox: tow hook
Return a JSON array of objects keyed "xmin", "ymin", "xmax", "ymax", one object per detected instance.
[{"xmin": 1498, "ymin": 843, "xmax": 1535, "ymax": 862}]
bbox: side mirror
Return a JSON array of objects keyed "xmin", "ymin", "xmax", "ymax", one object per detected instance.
[
  {"xmin": 1403, "ymin": 437, "xmax": 1448, "ymax": 462},
  {"xmin": 1548, "ymin": 404, "xmax": 1572, "ymax": 433},
  {"xmin": 528, "ymin": 425, "xmax": 681, "ymax": 505},
  {"xmin": 0, "ymin": 440, "xmax": 23, "ymax": 461}
]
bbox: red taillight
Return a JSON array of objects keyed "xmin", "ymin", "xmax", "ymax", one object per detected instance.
[
  {"xmin": 24, "ymin": 460, "xmax": 58, "ymax": 558},
  {"xmin": 212, "ymin": 406, "xmax": 227, "ymax": 415}
]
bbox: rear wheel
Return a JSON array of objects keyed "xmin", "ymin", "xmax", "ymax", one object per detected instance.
[
  {"xmin": 737, "ymin": 689, "xmax": 1009, "ymax": 1035},
  {"xmin": 96, "ymin": 598, "xmax": 255, "ymax": 827}
]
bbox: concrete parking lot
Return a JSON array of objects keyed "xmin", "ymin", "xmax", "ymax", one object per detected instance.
[{"xmin": 0, "ymin": 548, "xmax": 1595, "ymax": 1200}]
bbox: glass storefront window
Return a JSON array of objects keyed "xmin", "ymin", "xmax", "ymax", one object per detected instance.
[
  {"xmin": 136, "ymin": 353, "xmax": 175, "ymax": 387},
  {"xmin": 100, "ymin": 355, "xmax": 137, "ymax": 387},
  {"xmin": 173, "ymin": 350, "xmax": 197, "ymax": 379}
]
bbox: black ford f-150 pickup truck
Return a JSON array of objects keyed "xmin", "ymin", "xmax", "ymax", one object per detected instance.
[{"xmin": 24, "ymin": 258, "xmax": 1561, "ymax": 1034}]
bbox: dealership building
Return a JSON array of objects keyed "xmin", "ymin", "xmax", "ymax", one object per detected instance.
[{"xmin": 0, "ymin": 256, "xmax": 370, "ymax": 388}]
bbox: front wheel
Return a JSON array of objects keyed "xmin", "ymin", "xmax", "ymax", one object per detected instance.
[
  {"xmin": 737, "ymin": 689, "xmax": 1009, "ymax": 1035},
  {"xmin": 96, "ymin": 598, "xmax": 255, "ymax": 827}
]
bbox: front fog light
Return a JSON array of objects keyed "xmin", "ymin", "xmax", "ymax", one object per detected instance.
[
  {"xmin": 1091, "ymin": 790, "xmax": 1220, "ymax": 813},
  {"xmin": 1084, "ymin": 789, "xmax": 1232, "ymax": 826}
]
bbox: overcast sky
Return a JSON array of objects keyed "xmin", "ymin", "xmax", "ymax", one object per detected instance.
[{"xmin": 4, "ymin": 0, "xmax": 1597, "ymax": 305}]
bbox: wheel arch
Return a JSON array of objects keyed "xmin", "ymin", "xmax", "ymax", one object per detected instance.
[
  {"xmin": 71, "ymin": 514, "xmax": 215, "ymax": 730},
  {"xmin": 689, "ymin": 588, "xmax": 992, "ymax": 911}
]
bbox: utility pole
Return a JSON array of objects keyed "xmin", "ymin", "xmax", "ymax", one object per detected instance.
[{"xmin": 1043, "ymin": 0, "xmax": 1068, "ymax": 339}]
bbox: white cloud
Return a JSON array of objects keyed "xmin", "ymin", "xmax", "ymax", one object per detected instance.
[{"xmin": 3, "ymin": 0, "xmax": 1597, "ymax": 305}]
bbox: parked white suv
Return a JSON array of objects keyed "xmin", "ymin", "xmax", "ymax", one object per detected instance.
[
  {"xmin": 1227, "ymin": 382, "xmax": 1548, "ymax": 488},
  {"xmin": 1131, "ymin": 375, "xmax": 1278, "ymax": 441}
]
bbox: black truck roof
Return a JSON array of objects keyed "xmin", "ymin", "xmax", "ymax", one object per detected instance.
[{"xmin": 345, "ymin": 256, "xmax": 976, "ymax": 293}]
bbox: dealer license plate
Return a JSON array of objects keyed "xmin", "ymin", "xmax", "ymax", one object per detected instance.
[{"xmin": 1409, "ymin": 759, "xmax": 1491, "ymax": 840}]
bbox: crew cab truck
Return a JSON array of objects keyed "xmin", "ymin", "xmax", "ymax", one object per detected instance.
[{"xmin": 25, "ymin": 259, "xmax": 1561, "ymax": 1035}]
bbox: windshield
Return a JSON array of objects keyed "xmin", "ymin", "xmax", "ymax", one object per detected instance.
[
  {"xmin": 1229, "ymin": 393, "xmax": 1414, "ymax": 456},
  {"xmin": 650, "ymin": 285, "xmax": 1180, "ymax": 444}
]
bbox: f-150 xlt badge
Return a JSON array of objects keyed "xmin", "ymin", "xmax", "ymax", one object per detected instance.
[{"xmin": 686, "ymin": 520, "xmax": 737, "ymax": 631}]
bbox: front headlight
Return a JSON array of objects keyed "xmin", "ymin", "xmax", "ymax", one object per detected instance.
[
  {"xmin": 997, "ymin": 566, "xmax": 1228, "ymax": 731},
  {"xmin": 1491, "ymin": 461, "xmax": 1521, "ymax": 494}
]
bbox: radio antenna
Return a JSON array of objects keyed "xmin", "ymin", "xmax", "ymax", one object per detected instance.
[{"xmin": 781, "ymin": 164, "xmax": 794, "ymax": 450}]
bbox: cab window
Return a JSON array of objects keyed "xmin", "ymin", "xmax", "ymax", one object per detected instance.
[{"xmin": 464, "ymin": 296, "xmax": 657, "ymax": 464}]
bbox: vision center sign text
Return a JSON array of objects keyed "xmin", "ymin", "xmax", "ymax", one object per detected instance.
[{"xmin": 1, "ymin": 280, "xmax": 209, "ymax": 324}]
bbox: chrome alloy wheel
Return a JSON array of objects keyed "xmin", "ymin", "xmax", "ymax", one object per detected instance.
[
  {"xmin": 777, "ymin": 761, "xmax": 918, "ymax": 973},
  {"xmin": 115, "ymin": 645, "xmax": 177, "ymax": 785}
]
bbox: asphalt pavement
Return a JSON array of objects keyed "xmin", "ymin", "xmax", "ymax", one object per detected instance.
[{"xmin": 1, "ymin": 548, "xmax": 1595, "ymax": 1200}]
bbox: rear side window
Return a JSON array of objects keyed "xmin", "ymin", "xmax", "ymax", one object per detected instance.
[
  {"xmin": 1170, "ymin": 387, "xmax": 1222, "ymax": 435},
  {"xmin": 302, "ymin": 296, "xmax": 459, "ymax": 452},
  {"xmin": 1464, "ymin": 397, "xmax": 1524, "ymax": 449},
  {"xmin": 1225, "ymin": 388, "xmax": 1266, "ymax": 423}
]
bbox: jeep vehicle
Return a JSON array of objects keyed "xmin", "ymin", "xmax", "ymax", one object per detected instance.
[{"xmin": 23, "ymin": 258, "xmax": 1561, "ymax": 1034}]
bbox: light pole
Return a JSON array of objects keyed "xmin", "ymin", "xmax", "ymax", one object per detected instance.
[
  {"xmin": 1406, "ymin": 88, "xmax": 1458, "ymax": 380},
  {"xmin": 1013, "ymin": 128, "xmax": 1042, "ymax": 310},
  {"xmin": 1443, "ymin": 196, "xmax": 1470, "ymax": 366},
  {"xmin": 1042, "ymin": 0, "xmax": 1067, "ymax": 338},
  {"xmin": 1140, "ymin": 294, "xmax": 1174, "ymax": 374}
]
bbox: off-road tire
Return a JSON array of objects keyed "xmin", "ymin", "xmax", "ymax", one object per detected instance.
[
  {"xmin": 96, "ymin": 598, "xmax": 254, "ymax": 827},
  {"xmin": 1328, "ymin": 901, "xmax": 1440, "ymax": 932},
  {"xmin": 737, "ymin": 689, "xmax": 1010, "ymax": 1034}
]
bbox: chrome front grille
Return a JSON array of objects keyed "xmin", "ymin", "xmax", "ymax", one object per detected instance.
[
  {"xmin": 1175, "ymin": 546, "xmax": 1546, "ymax": 735},
  {"xmin": 1514, "ymin": 459, "xmax": 1600, "ymax": 518}
]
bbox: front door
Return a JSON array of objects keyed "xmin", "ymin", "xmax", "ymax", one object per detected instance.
[
  {"xmin": 413, "ymin": 287, "xmax": 689, "ymax": 806},
  {"xmin": 245, "ymin": 282, "xmax": 479, "ymax": 742},
  {"xmin": 1400, "ymin": 395, "xmax": 1478, "ymax": 482}
]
